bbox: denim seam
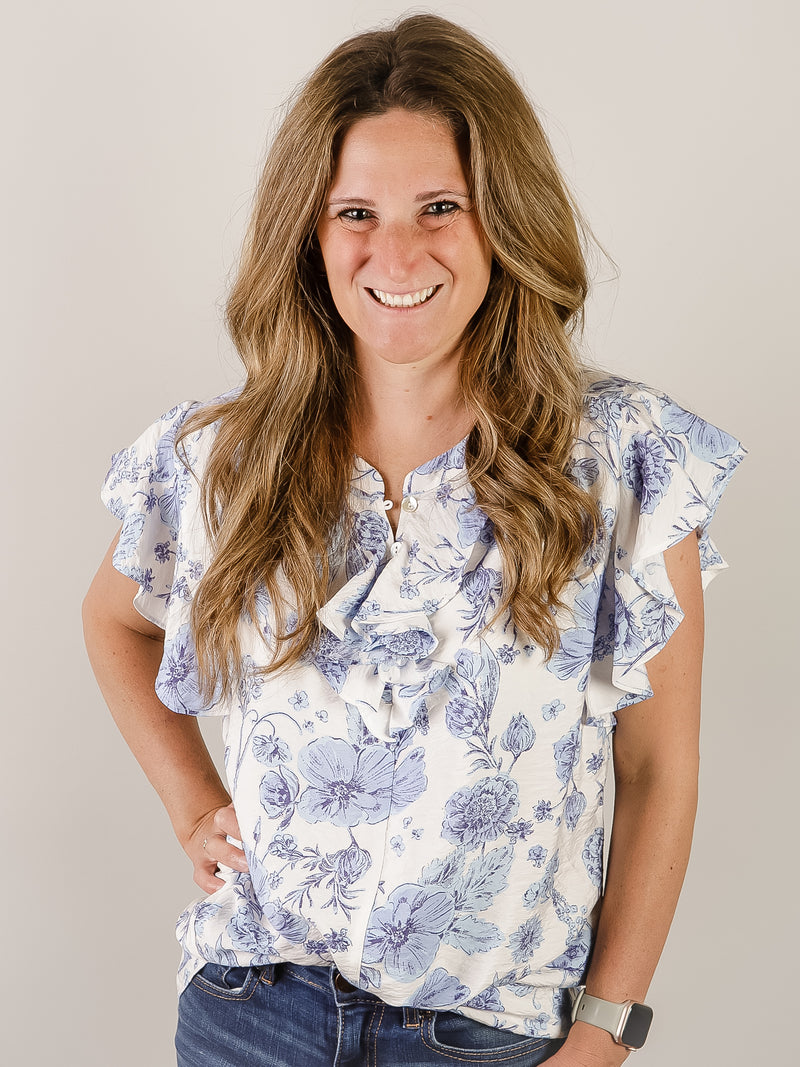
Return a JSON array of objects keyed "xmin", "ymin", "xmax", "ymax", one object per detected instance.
[
  {"xmin": 367, "ymin": 1002, "xmax": 385, "ymax": 1067},
  {"xmin": 419, "ymin": 1015, "xmax": 549, "ymax": 1063},
  {"xmin": 189, "ymin": 970, "xmax": 261, "ymax": 1003}
]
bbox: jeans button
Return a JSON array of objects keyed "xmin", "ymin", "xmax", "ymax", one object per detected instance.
[{"xmin": 334, "ymin": 971, "xmax": 358, "ymax": 993}]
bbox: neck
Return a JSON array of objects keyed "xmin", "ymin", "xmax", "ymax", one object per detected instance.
[{"xmin": 350, "ymin": 349, "xmax": 473, "ymax": 506}]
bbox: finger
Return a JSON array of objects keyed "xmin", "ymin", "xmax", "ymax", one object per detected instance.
[
  {"xmin": 213, "ymin": 802, "xmax": 243, "ymax": 842},
  {"xmin": 194, "ymin": 860, "xmax": 226, "ymax": 895},
  {"xmin": 201, "ymin": 827, "xmax": 248, "ymax": 874}
]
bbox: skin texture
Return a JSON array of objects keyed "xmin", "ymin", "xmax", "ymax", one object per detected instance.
[{"xmin": 84, "ymin": 109, "xmax": 704, "ymax": 1067}]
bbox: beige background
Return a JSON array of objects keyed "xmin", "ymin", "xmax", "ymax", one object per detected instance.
[{"xmin": 3, "ymin": 1, "xmax": 796, "ymax": 1063}]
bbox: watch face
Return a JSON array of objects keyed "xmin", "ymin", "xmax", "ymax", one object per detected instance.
[{"xmin": 620, "ymin": 1003, "xmax": 654, "ymax": 1049}]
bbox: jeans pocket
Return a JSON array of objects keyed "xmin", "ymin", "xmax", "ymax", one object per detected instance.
[
  {"xmin": 190, "ymin": 963, "xmax": 263, "ymax": 1001},
  {"xmin": 422, "ymin": 1011, "xmax": 560, "ymax": 1063}
]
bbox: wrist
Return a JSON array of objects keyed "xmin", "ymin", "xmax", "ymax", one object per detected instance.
[{"xmin": 565, "ymin": 1021, "xmax": 631, "ymax": 1066}]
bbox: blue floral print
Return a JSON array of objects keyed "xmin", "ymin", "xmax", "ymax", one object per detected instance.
[
  {"xmin": 363, "ymin": 883, "xmax": 456, "ymax": 980},
  {"xmin": 102, "ymin": 379, "xmax": 744, "ymax": 1037}
]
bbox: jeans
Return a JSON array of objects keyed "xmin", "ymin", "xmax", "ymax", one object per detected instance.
[{"xmin": 176, "ymin": 963, "xmax": 565, "ymax": 1066}]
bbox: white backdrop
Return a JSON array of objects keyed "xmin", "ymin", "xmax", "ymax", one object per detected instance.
[{"xmin": 3, "ymin": 1, "xmax": 796, "ymax": 1063}]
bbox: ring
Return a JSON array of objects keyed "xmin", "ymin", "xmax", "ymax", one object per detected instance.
[{"xmin": 202, "ymin": 837, "xmax": 208, "ymax": 850}]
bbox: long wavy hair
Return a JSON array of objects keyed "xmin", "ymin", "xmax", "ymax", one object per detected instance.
[{"xmin": 179, "ymin": 13, "xmax": 601, "ymax": 700}]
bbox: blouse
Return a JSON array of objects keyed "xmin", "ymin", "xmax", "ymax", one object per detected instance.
[{"xmin": 101, "ymin": 376, "xmax": 745, "ymax": 1038}]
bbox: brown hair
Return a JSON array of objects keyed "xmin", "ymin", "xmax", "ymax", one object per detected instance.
[{"xmin": 179, "ymin": 13, "xmax": 600, "ymax": 699}]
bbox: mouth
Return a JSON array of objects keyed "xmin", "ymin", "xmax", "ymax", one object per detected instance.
[{"xmin": 367, "ymin": 285, "xmax": 440, "ymax": 309}]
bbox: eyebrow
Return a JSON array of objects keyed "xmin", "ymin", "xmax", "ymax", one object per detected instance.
[{"xmin": 326, "ymin": 189, "xmax": 470, "ymax": 206}]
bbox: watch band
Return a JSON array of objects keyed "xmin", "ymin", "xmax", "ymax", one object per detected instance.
[{"xmin": 571, "ymin": 988, "xmax": 653, "ymax": 1050}]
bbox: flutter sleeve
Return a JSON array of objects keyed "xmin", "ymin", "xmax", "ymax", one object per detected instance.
[
  {"xmin": 100, "ymin": 401, "xmax": 223, "ymax": 715},
  {"xmin": 584, "ymin": 379, "xmax": 746, "ymax": 718}
]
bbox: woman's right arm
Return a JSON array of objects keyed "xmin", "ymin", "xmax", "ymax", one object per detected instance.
[{"xmin": 82, "ymin": 534, "xmax": 248, "ymax": 893}]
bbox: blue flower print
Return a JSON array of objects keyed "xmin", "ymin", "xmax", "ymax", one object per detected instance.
[
  {"xmin": 296, "ymin": 737, "xmax": 394, "ymax": 827},
  {"xmin": 442, "ymin": 776, "xmax": 520, "ymax": 849},
  {"xmin": 548, "ymin": 627, "xmax": 594, "ymax": 687},
  {"xmin": 582, "ymin": 828, "xmax": 604, "ymax": 888},
  {"xmin": 156, "ymin": 624, "xmax": 211, "ymax": 714},
  {"xmin": 500, "ymin": 714, "xmax": 536, "ymax": 760},
  {"xmin": 227, "ymin": 905, "xmax": 277, "ymax": 956},
  {"xmin": 547, "ymin": 923, "xmax": 592, "ymax": 978},
  {"xmin": 586, "ymin": 752, "xmax": 604, "ymax": 774},
  {"xmin": 541, "ymin": 700, "xmax": 564, "ymax": 721},
  {"xmin": 527, "ymin": 845, "xmax": 548, "ymax": 867},
  {"xmin": 497, "ymin": 644, "xmax": 519, "ymax": 665},
  {"xmin": 660, "ymin": 401, "xmax": 740, "ymax": 461},
  {"xmin": 445, "ymin": 695, "xmax": 485, "ymax": 739},
  {"xmin": 312, "ymin": 630, "xmax": 362, "ymax": 692},
  {"xmin": 532, "ymin": 800, "xmax": 554, "ymax": 823},
  {"xmin": 330, "ymin": 843, "xmax": 372, "ymax": 886},
  {"xmin": 325, "ymin": 928, "xmax": 352, "ymax": 952},
  {"xmin": 347, "ymin": 510, "xmax": 389, "ymax": 577},
  {"xmin": 566, "ymin": 457, "xmax": 599, "ymax": 489},
  {"xmin": 508, "ymin": 915, "xmax": 544, "ymax": 963},
  {"xmin": 363, "ymin": 628, "xmax": 435, "ymax": 669},
  {"xmin": 153, "ymin": 540, "xmax": 172, "ymax": 564},
  {"xmin": 505, "ymin": 819, "xmax": 534, "ymax": 842},
  {"xmin": 259, "ymin": 767, "xmax": 300, "ymax": 826},
  {"xmin": 252, "ymin": 735, "xmax": 291, "ymax": 765},
  {"xmin": 362, "ymin": 883, "xmax": 455, "ymax": 981},
  {"xmin": 289, "ymin": 690, "xmax": 309, "ymax": 710},
  {"xmin": 621, "ymin": 433, "xmax": 672, "ymax": 514},
  {"xmin": 390, "ymin": 835, "xmax": 405, "ymax": 855},
  {"xmin": 465, "ymin": 986, "xmax": 505, "ymax": 1013}
]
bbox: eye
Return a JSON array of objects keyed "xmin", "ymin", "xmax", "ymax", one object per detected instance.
[
  {"xmin": 424, "ymin": 200, "xmax": 460, "ymax": 217},
  {"xmin": 337, "ymin": 207, "xmax": 373, "ymax": 222}
]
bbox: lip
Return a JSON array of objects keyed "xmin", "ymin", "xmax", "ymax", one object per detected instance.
[{"xmin": 365, "ymin": 284, "xmax": 442, "ymax": 309}]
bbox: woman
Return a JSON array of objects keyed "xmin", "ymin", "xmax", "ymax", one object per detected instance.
[{"xmin": 83, "ymin": 14, "xmax": 744, "ymax": 1067}]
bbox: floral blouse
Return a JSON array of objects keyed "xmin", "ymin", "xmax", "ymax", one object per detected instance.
[{"xmin": 101, "ymin": 377, "xmax": 744, "ymax": 1038}]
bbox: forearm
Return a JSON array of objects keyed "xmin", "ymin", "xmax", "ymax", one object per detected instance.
[{"xmin": 83, "ymin": 592, "xmax": 229, "ymax": 845}]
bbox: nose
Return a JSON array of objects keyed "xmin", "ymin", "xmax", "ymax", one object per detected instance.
[{"xmin": 372, "ymin": 222, "xmax": 425, "ymax": 284}]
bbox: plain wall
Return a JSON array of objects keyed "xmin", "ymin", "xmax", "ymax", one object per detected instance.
[{"xmin": 3, "ymin": 1, "xmax": 796, "ymax": 1063}]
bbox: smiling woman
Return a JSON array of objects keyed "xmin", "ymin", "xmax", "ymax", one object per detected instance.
[{"xmin": 82, "ymin": 12, "xmax": 745, "ymax": 1067}]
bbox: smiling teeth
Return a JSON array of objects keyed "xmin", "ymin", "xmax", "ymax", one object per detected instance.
[{"xmin": 371, "ymin": 286, "xmax": 436, "ymax": 308}]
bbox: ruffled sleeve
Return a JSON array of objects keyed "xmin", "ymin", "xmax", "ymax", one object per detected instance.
[
  {"xmin": 583, "ymin": 379, "xmax": 746, "ymax": 718},
  {"xmin": 101, "ymin": 401, "xmax": 223, "ymax": 715}
]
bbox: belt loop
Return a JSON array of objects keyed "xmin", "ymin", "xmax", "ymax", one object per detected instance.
[
  {"xmin": 259, "ymin": 963, "xmax": 277, "ymax": 986},
  {"xmin": 402, "ymin": 1006, "xmax": 420, "ymax": 1028}
]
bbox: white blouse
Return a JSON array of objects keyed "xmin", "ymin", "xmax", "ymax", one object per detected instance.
[{"xmin": 101, "ymin": 376, "xmax": 744, "ymax": 1038}]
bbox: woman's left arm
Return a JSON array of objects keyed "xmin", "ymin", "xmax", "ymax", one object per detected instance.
[{"xmin": 551, "ymin": 533, "xmax": 704, "ymax": 1066}]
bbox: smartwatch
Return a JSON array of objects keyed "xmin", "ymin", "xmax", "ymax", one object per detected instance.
[{"xmin": 570, "ymin": 988, "xmax": 653, "ymax": 1051}]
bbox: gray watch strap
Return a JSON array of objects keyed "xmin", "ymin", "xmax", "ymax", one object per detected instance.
[{"xmin": 571, "ymin": 988, "xmax": 650, "ymax": 1048}]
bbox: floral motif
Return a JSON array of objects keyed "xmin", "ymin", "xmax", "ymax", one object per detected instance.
[
  {"xmin": 621, "ymin": 433, "xmax": 672, "ymax": 514},
  {"xmin": 363, "ymin": 883, "xmax": 455, "ymax": 980},
  {"xmin": 442, "ymin": 776, "xmax": 520, "ymax": 849}
]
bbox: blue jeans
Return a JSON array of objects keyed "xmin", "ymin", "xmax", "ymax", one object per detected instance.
[{"xmin": 176, "ymin": 963, "xmax": 565, "ymax": 1066}]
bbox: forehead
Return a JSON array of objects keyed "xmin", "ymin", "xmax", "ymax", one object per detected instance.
[{"xmin": 329, "ymin": 109, "xmax": 467, "ymax": 192}]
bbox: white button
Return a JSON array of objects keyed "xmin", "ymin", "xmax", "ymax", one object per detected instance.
[
  {"xmin": 390, "ymin": 541, "xmax": 402, "ymax": 557},
  {"xmin": 401, "ymin": 495, "xmax": 418, "ymax": 513},
  {"xmin": 382, "ymin": 499, "xmax": 393, "ymax": 511}
]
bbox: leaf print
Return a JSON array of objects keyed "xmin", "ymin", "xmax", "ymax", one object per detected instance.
[
  {"xmin": 443, "ymin": 913, "xmax": 503, "ymax": 955},
  {"xmin": 442, "ymin": 776, "xmax": 520, "ymax": 850},
  {"xmin": 640, "ymin": 598, "xmax": 680, "ymax": 646},
  {"xmin": 452, "ymin": 845, "xmax": 514, "ymax": 911},
  {"xmin": 621, "ymin": 433, "xmax": 672, "ymax": 514},
  {"xmin": 261, "ymin": 901, "xmax": 310, "ymax": 943},
  {"xmin": 548, "ymin": 627, "xmax": 594, "ymax": 686},
  {"xmin": 297, "ymin": 737, "xmax": 395, "ymax": 827},
  {"xmin": 566, "ymin": 457, "xmax": 600, "ymax": 489},
  {"xmin": 420, "ymin": 847, "xmax": 467, "ymax": 890},
  {"xmin": 362, "ymin": 883, "xmax": 455, "ymax": 980}
]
